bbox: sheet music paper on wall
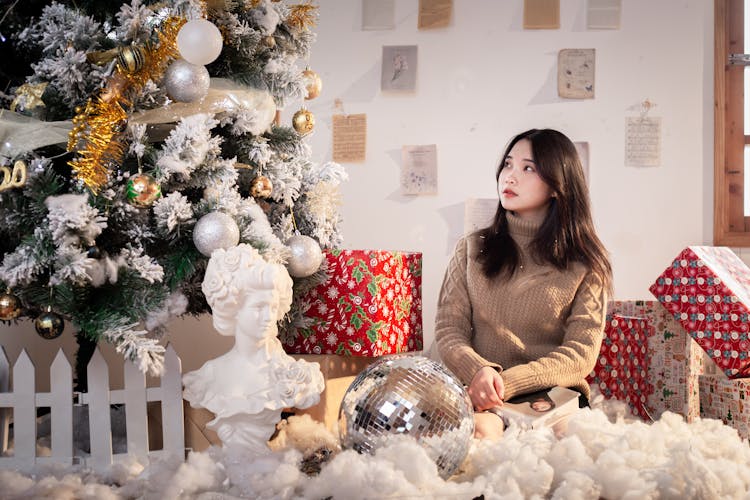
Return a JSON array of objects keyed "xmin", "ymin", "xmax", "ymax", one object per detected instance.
[
  {"xmin": 401, "ymin": 144, "xmax": 437, "ymax": 195},
  {"xmin": 362, "ymin": 0, "xmax": 395, "ymax": 30},
  {"xmin": 587, "ymin": 0, "xmax": 622, "ymax": 30},
  {"xmin": 523, "ymin": 0, "xmax": 560, "ymax": 29},
  {"xmin": 332, "ymin": 113, "xmax": 367, "ymax": 163},
  {"xmin": 464, "ymin": 198, "xmax": 496, "ymax": 234},
  {"xmin": 418, "ymin": 0, "xmax": 452, "ymax": 30},
  {"xmin": 625, "ymin": 117, "xmax": 661, "ymax": 167},
  {"xmin": 558, "ymin": 49, "xmax": 595, "ymax": 99}
]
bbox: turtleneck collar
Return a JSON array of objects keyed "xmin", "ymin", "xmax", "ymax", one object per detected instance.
[{"xmin": 506, "ymin": 211, "xmax": 543, "ymax": 244}]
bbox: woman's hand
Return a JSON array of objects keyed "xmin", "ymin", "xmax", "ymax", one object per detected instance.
[{"xmin": 468, "ymin": 366, "xmax": 505, "ymax": 411}]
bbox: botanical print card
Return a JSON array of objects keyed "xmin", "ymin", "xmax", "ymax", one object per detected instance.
[
  {"xmin": 558, "ymin": 48, "xmax": 595, "ymax": 99},
  {"xmin": 401, "ymin": 144, "xmax": 437, "ymax": 195},
  {"xmin": 381, "ymin": 45, "xmax": 418, "ymax": 92}
]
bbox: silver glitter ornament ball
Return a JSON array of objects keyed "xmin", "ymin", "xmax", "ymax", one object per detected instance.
[
  {"xmin": 163, "ymin": 59, "xmax": 210, "ymax": 103},
  {"xmin": 286, "ymin": 234, "xmax": 323, "ymax": 277},
  {"xmin": 193, "ymin": 212, "xmax": 240, "ymax": 257},
  {"xmin": 339, "ymin": 354, "xmax": 474, "ymax": 479}
]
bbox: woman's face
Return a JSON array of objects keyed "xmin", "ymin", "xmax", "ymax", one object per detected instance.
[{"xmin": 498, "ymin": 139, "xmax": 554, "ymax": 221}]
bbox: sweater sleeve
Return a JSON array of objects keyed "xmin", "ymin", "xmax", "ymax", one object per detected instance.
[
  {"xmin": 435, "ymin": 237, "xmax": 502, "ymax": 385},
  {"xmin": 500, "ymin": 269, "xmax": 607, "ymax": 400}
]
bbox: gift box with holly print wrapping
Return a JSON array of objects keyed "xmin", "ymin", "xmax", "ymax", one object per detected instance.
[{"xmin": 282, "ymin": 249, "xmax": 423, "ymax": 356}]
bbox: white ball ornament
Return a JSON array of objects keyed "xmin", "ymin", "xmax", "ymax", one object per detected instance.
[
  {"xmin": 286, "ymin": 234, "xmax": 324, "ymax": 277},
  {"xmin": 193, "ymin": 212, "xmax": 240, "ymax": 257},
  {"xmin": 177, "ymin": 19, "xmax": 223, "ymax": 66},
  {"xmin": 164, "ymin": 59, "xmax": 210, "ymax": 102}
]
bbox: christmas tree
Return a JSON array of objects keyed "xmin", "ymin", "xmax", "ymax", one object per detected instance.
[{"xmin": 0, "ymin": 0, "xmax": 344, "ymax": 379}]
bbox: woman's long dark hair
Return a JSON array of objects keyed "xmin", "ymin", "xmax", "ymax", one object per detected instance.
[{"xmin": 477, "ymin": 129, "xmax": 612, "ymax": 291}]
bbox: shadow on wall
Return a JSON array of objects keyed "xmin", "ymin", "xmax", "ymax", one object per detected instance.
[{"xmin": 438, "ymin": 202, "xmax": 467, "ymax": 255}]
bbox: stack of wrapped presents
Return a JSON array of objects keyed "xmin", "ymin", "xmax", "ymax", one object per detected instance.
[{"xmin": 594, "ymin": 246, "xmax": 750, "ymax": 441}]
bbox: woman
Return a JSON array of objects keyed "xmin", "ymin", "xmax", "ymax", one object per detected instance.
[{"xmin": 435, "ymin": 129, "xmax": 612, "ymax": 440}]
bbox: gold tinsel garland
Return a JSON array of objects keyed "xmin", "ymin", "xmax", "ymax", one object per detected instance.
[
  {"xmin": 287, "ymin": 2, "xmax": 317, "ymax": 31},
  {"xmin": 67, "ymin": 17, "xmax": 186, "ymax": 193}
]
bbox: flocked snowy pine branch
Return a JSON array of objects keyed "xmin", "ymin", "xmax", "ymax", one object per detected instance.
[{"xmin": 0, "ymin": 0, "xmax": 344, "ymax": 373}]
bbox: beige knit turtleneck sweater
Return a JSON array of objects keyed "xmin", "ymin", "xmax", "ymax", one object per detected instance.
[{"xmin": 435, "ymin": 212, "xmax": 607, "ymax": 401}]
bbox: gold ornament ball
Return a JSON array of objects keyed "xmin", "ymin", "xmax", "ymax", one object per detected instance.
[
  {"xmin": 293, "ymin": 109, "xmax": 315, "ymax": 135},
  {"xmin": 126, "ymin": 173, "xmax": 162, "ymax": 207},
  {"xmin": 303, "ymin": 69, "xmax": 322, "ymax": 100},
  {"xmin": 250, "ymin": 175, "xmax": 273, "ymax": 198},
  {"xmin": 35, "ymin": 311, "xmax": 65, "ymax": 340},
  {"xmin": 117, "ymin": 45, "xmax": 146, "ymax": 73},
  {"xmin": 263, "ymin": 35, "xmax": 276, "ymax": 48},
  {"xmin": 0, "ymin": 292, "xmax": 21, "ymax": 321}
]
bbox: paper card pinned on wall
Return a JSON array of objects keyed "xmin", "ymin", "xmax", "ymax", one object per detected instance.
[
  {"xmin": 587, "ymin": 0, "xmax": 622, "ymax": 30},
  {"xmin": 625, "ymin": 117, "xmax": 661, "ymax": 167},
  {"xmin": 523, "ymin": 0, "xmax": 560, "ymax": 29},
  {"xmin": 574, "ymin": 141, "xmax": 590, "ymax": 184},
  {"xmin": 418, "ymin": 0, "xmax": 452, "ymax": 30},
  {"xmin": 558, "ymin": 48, "xmax": 595, "ymax": 99},
  {"xmin": 332, "ymin": 113, "xmax": 367, "ymax": 163},
  {"xmin": 401, "ymin": 144, "xmax": 438, "ymax": 195},
  {"xmin": 464, "ymin": 198, "xmax": 497, "ymax": 234},
  {"xmin": 362, "ymin": 0, "xmax": 395, "ymax": 30},
  {"xmin": 381, "ymin": 45, "xmax": 418, "ymax": 92}
]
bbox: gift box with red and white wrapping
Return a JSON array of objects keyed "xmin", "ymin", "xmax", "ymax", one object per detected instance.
[
  {"xmin": 587, "ymin": 313, "xmax": 654, "ymax": 420},
  {"xmin": 699, "ymin": 373, "xmax": 750, "ymax": 440},
  {"xmin": 649, "ymin": 246, "xmax": 750, "ymax": 378},
  {"xmin": 283, "ymin": 249, "xmax": 423, "ymax": 356}
]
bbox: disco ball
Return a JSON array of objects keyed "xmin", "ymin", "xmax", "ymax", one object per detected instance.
[{"xmin": 338, "ymin": 354, "xmax": 474, "ymax": 479}]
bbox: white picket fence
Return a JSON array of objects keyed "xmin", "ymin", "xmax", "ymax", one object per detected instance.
[{"xmin": 0, "ymin": 344, "xmax": 184, "ymax": 469}]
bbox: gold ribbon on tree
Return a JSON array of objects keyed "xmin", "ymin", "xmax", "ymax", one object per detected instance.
[{"xmin": 67, "ymin": 17, "xmax": 187, "ymax": 193}]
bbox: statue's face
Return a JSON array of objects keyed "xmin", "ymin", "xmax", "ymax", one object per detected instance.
[{"xmin": 236, "ymin": 290, "xmax": 278, "ymax": 336}]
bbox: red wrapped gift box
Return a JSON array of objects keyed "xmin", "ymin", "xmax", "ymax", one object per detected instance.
[
  {"xmin": 649, "ymin": 246, "xmax": 750, "ymax": 378},
  {"xmin": 587, "ymin": 314, "xmax": 654, "ymax": 420},
  {"xmin": 283, "ymin": 249, "xmax": 423, "ymax": 356}
]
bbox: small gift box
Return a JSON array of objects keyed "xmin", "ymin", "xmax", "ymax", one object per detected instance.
[
  {"xmin": 282, "ymin": 249, "xmax": 423, "ymax": 356},
  {"xmin": 587, "ymin": 314, "xmax": 654, "ymax": 420},
  {"xmin": 649, "ymin": 246, "xmax": 750, "ymax": 378}
]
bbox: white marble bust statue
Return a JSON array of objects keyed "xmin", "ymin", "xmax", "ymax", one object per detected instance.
[{"xmin": 183, "ymin": 243, "xmax": 324, "ymax": 455}]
